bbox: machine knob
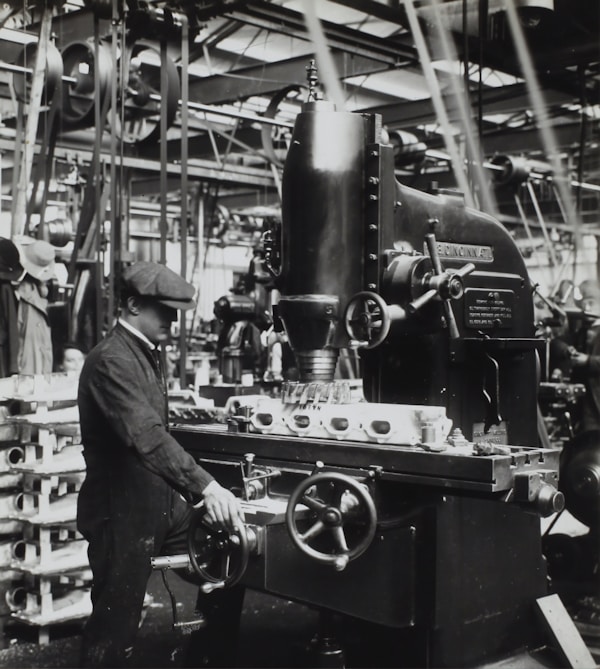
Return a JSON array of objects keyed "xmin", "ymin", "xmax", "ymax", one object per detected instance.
[
  {"xmin": 333, "ymin": 554, "xmax": 349, "ymax": 572},
  {"xmin": 535, "ymin": 484, "xmax": 565, "ymax": 517},
  {"xmin": 200, "ymin": 581, "xmax": 226, "ymax": 594}
]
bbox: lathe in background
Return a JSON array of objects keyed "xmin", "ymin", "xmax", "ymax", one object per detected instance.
[{"xmin": 166, "ymin": 79, "xmax": 594, "ymax": 668}]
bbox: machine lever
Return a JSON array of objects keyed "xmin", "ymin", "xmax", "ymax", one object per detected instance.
[
  {"xmin": 483, "ymin": 353, "xmax": 502, "ymax": 432},
  {"xmin": 426, "ymin": 232, "xmax": 443, "ymax": 274},
  {"xmin": 453, "ymin": 263, "xmax": 477, "ymax": 279},
  {"xmin": 564, "ymin": 411, "xmax": 574, "ymax": 439},
  {"xmin": 441, "ymin": 299, "xmax": 460, "ymax": 340}
]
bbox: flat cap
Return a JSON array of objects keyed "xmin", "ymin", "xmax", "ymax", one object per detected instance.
[{"xmin": 122, "ymin": 261, "xmax": 196, "ymax": 310}]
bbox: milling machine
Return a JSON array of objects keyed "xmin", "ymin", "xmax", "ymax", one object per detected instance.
[{"xmin": 158, "ymin": 83, "xmax": 593, "ymax": 667}]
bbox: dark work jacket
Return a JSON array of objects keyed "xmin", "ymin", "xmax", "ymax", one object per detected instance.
[
  {"xmin": 0, "ymin": 283, "xmax": 18, "ymax": 377},
  {"xmin": 77, "ymin": 323, "xmax": 214, "ymax": 543}
]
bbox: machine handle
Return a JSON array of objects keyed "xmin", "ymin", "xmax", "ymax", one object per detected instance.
[
  {"xmin": 425, "ymin": 233, "xmax": 443, "ymax": 274},
  {"xmin": 200, "ymin": 580, "xmax": 226, "ymax": 594},
  {"xmin": 151, "ymin": 554, "xmax": 191, "ymax": 570},
  {"xmin": 442, "ymin": 263, "xmax": 475, "ymax": 339},
  {"xmin": 343, "ymin": 291, "xmax": 391, "ymax": 349},
  {"xmin": 453, "ymin": 262, "xmax": 477, "ymax": 279},
  {"xmin": 406, "ymin": 288, "xmax": 438, "ymax": 314},
  {"xmin": 407, "ymin": 233, "xmax": 475, "ymax": 339},
  {"xmin": 285, "ymin": 472, "xmax": 377, "ymax": 570},
  {"xmin": 187, "ymin": 515, "xmax": 250, "ymax": 588}
]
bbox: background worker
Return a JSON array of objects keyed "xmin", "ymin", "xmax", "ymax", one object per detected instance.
[
  {"xmin": 56, "ymin": 341, "xmax": 86, "ymax": 375},
  {"xmin": 15, "ymin": 238, "xmax": 56, "ymax": 374},
  {"xmin": 77, "ymin": 261, "xmax": 245, "ymax": 667},
  {"xmin": 0, "ymin": 238, "xmax": 24, "ymax": 377}
]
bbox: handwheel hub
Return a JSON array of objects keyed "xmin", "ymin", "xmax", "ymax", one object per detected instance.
[{"xmin": 323, "ymin": 508, "xmax": 342, "ymax": 526}]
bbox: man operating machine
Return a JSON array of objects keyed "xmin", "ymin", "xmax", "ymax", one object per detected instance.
[{"xmin": 157, "ymin": 73, "xmax": 593, "ymax": 668}]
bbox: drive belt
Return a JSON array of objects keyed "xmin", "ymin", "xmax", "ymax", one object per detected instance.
[{"xmin": 23, "ymin": 42, "xmax": 64, "ymax": 233}]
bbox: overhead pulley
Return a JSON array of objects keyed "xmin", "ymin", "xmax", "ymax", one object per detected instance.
[
  {"xmin": 12, "ymin": 41, "xmax": 64, "ymax": 105},
  {"xmin": 490, "ymin": 154, "xmax": 553, "ymax": 186},
  {"xmin": 113, "ymin": 41, "xmax": 180, "ymax": 145},
  {"xmin": 60, "ymin": 40, "xmax": 112, "ymax": 127}
]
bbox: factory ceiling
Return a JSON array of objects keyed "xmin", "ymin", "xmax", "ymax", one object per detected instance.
[{"xmin": 0, "ymin": 0, "xmax": 599, "ymax": 229}]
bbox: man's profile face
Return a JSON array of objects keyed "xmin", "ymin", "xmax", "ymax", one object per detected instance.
[
  {"xmin": 136, "ymin": 299, "xmax": 178, "ymax": 344},
  {"xmin": 62, "ymin": 347, "xmax": 85, "ymax": 372}
]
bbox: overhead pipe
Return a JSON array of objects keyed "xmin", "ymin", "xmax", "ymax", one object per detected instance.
[{"xmin": 146, "ymin": 93, "xmax": 293, "ymax": 129}]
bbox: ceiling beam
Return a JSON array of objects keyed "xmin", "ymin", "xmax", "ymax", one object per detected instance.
[
  {"xmin": 481, "ymin": 120, "xmax": 598, "ymax": 155},
  {"xmin": 0, "ymin": 135, "xmax": 276, "ymax": 188},
  {"xmin": 363, "ymin": 83, "xmax": 573, "ymax": 128},
  {"xmin": 227, "ymin": 0, "xmax": 417, "ymax": 65},
  {"xmin": 187, "ymin": 51, "xmax": 399, "ymax": 105},
  {"xmin": 326, "ymin": 0, "xmax": 409, "ymax": 25}
]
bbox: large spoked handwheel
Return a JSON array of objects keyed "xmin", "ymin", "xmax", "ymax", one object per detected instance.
[
  {"xmin": 187, "ymin": 512, "xmax": 249, "ymax": 588},
  {"xmin": 343, "ymin": 291, "xmax": 391, "ymax": 349},
  {"xmin": 285, "ymin": 472, "xmax": 377, "ymax": 571}
]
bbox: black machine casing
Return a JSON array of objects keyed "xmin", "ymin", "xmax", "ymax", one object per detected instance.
[
  {"xmin": 173, "ymin": 101, "xmax": 564, "ymax": 668},
  {"xmin": 279, "ymin": 103, "xmax": 539, "ymax": 447}
]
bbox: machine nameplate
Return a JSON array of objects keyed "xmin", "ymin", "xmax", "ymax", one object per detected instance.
[
  {"xmin": 464, "ymin": 288, "xmax": 514, "ymax": 328},
  {"xmin": 427, "ymin": 241, "xmax": 494, "ymax": 263}
]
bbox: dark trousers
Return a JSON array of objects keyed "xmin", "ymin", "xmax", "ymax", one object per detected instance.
[{"xmin": 80, "ymin": 494, "xmax": 244, "ymax": 668}]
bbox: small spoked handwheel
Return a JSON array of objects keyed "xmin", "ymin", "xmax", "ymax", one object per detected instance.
[
  {"xmin": 187, "ymin": 511, "xmax": 249, "ymax": 588},
  {"xmin": 285, "ymin": 472, "xmax": 377, "ymax": 571},
  {"xmin": 343, "ymin": 291, "xmax": 391, "ymax": 349}
]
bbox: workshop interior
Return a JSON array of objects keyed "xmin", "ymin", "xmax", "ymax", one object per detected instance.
[{"xmin": 0, "ymin": 0, "xmax": 599, "ymax": 667}]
